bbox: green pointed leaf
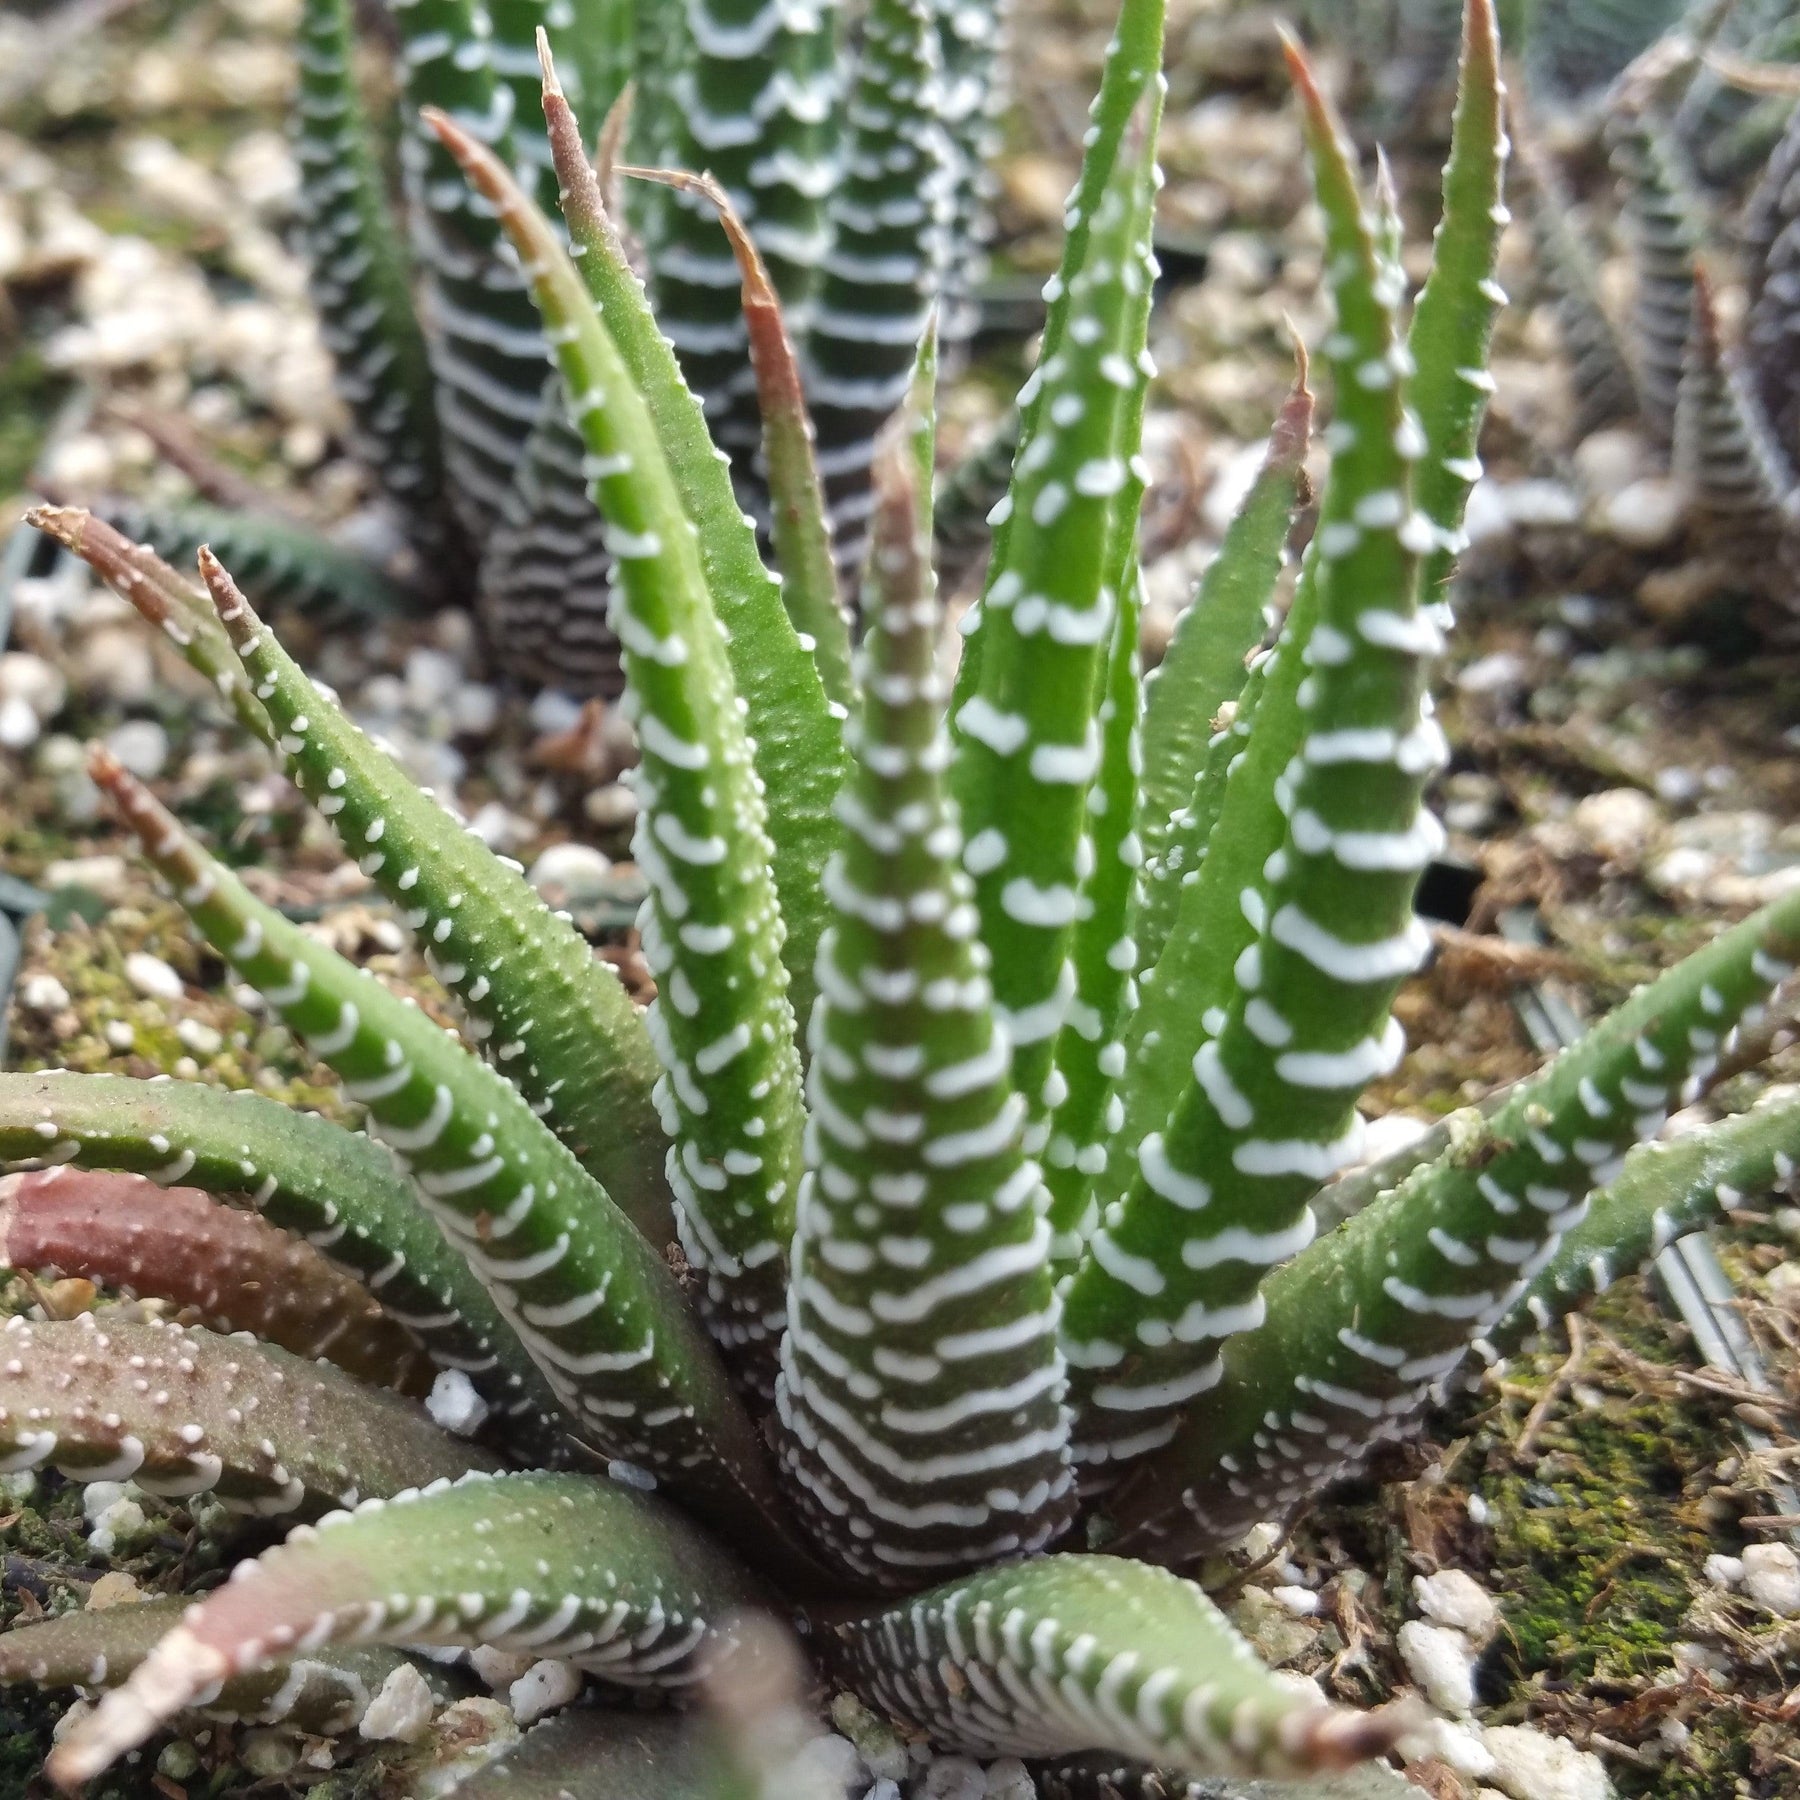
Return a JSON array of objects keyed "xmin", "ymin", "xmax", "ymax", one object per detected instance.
[
  {"xmin": 426, "ymin": 105, "xmax": 809, "ymax": 1389},
  {"xmin": 294, "ymin": 0, "xmax": 448, "ymax": 544},
  {"xmin": 1060, "ymin": 35, "xmax": 1446, "ymax": 1484},
  {"xmin": 1042, "ymin": 560, "xmax": 1145, "ymax": 1270},
  {"xmin": 89, "ymin": 751, "xmax": 805, "ymax": 1565},
  {"xmin": 773, "ymin": 394, "xmax": 1072, "ymax": 1586},
  {"xmin": 0, "ymin": 1169, "xmax": 437, "ymax": 1399},
  {"xmin": 1406, "ymin": 0, "xmax": 1508, "ymax": 605},
  {"xmin": 540, "ymin": 49, "xmax": 848, "ymax": 1031},
  {"xmin": 49, "ymin": 1470, "xmax": 769, "ymax": 1788},
  {"xmin": 0, "ymin": 1597, "xmax": 465, "ymax": 1734},
  {"xmin": 826, "ymin": 1554, "xmax": 1410, "ymax": 1779},
  {"xmin": 0, "ymin": 1068, "xmax": 562, "ymax": 1455},
  {"xmin": 451, "ymin": 1707, "xmax": 756, "ymax": 1800},
  {"xmin": 0, "ymin": 1315, "xmax": 496, "ymax": 1511},
  {"xmin": 1100, "ymin": 888, "xmax": 1800, "ymax": 1563},
  {"xmin": 950, "ymin": 73, "xmax": 1163, "ymax": 1137},
  {"xmin": 1134, "ymin": 370, "xmax": 1313, "ymax": 972},
  {"xmin": 196, "ymin": 549, "xmax": 674, "ymax": 1245}
]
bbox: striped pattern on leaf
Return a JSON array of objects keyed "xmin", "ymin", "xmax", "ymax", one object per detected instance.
[
  {"xmin": 429, "ymin": 105, "xmax": 809, "ymax": 1390},
  {"xmin": 48, "ymin": 1471, "xmax": 769, "ymax": 1788},
  {"xmin": 773, "ymin": 389, "xmax": 1072, "ymax": 1586},
  {"xmin": 90, "ymin": 750, "xmax": 799, "ymax": 1558},
  {"xmin": 825, "ymin": 1555, "xmax": 1409, "ymax": 1778},
  {"xmin": 0, "ymin": 1069, "xmax": 565, "ymax": 1453},
  {"xmin": 197, "ymin": 549, "xmax": 674, "ymax": 1246},
  {"xmin": 1058, "ymin": 36, "xmax": 1446, "ymax": 1483},
  {"xmin": 1101, "ymin": 888, "xmax": 1800, "ymax": 1562},
  {"xmin": 949, "ymin": 62, "xmax": 1162, "ymax": 1140}
]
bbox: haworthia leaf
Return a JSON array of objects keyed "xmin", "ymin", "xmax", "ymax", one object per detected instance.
[
  {"xmin": 626, "ymin": 165, "xmax": 855, "ymax": 708},
  {"xmin": 90, "ymin": 751, "xmax": 807, "ymax": 1569},
  {"xmin": 1405, "ymin": 0, "xmax": 1508, "ymax": 605},
  {"xmin": 1134, "ymin": 371, "xmax": 1313, "ymax": 971},
  {"xmin": 451, "ymin": 1706, "xmax": 757, "ymax": 1800},
  {"xmin": 1101, "ymin": 890, "xmax": 1800, "ymax": 1564},
  {"xmin": 825, "ymin": 1554, "xmax": 1408, "ymax": 1779},
  {"xmin": 1489, "ymin": 1082, "xmax": 1800, "ymax": 1354},
  {"xmin": 637, "ymin": 0, "xmax": 843, "ymax": 470},
  {"xmin": 1041, "ymin": 559, "xmax": 1144, "ymax": 1269},
  {"xmin": 1673, "ymin": 267, "xmax": 1799, "ymax": 522},
  {"xmin": 540, "ymin": 45, "xmax": 848, "ymax": 1030},
  {"xmin": 772, "ymin": 393, "xmax": 1072, "ymax": 1587},
  {"xmin": 949, "ymin": 79, "xmax": 1162, "ymax": 1138},
  {"xmin": 800, "ymin": 0, "xmax": 952, "ymax": 570},
  {"xmin": 197, "ymin": 549, "xmax": 674, "ymax": 1246},
  {"xmin": 0, "ymin": 1068, "xmax": 562, "ymax": 1455},
  {"xmin": 48, "ymin": 1470, "xmax": 771, "ymax": 1788},
  {"xmin": 0, "ymin": 1314, "xmax": 497, "ymax": 1512},
  {"xmin": 387, "ymin": 0, "xmax": 552, "ymax": 537},
  {"xmin": 27, "ymin": 508, "xmax": 271, "ymax": 743},
  {"xmin": 426, "ymin": 104, "xmax": 810, "ymax": 1393},
  {"xmin": 0, "ymin": 1168, "xmax": 437, "ymax": 1399},
  {"xmin": 293, "ymin": 0, "xmax": 449, "ymax": 549},
  {"xmin": 0, "ymin": 1597, "xmax": 468, "ymax": 1736},
  {"xmin": 1059, "ymin": 36, "xmax": 1445, "ymax": 1483}
]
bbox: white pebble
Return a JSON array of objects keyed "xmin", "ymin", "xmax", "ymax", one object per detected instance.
[
  {"xmin": 920, "ymin": 1757, "xmax": 986, "ymax": 1800},
  {"xmin": 1742, "ymin": 1541, "xmax": 1800, "ymax": 1616},
  {"xmin": 1413, "ymin": 1568, "xmax": 1499, "ymax": 1638},
  {"xmin": 1602, "ymin": 476, "xmax": 1689, "ymax": 549},
  {"xmin": 1397, "ymin": 1619, "xmax": 1477, "ymax": 1716},
  {"xmin": 791, "ymin": 1732, "xmax": 863, "ymax": 1793},
  {"xmin": 425, "ymin": 1369, "xmax": 490, "ymax": 1438},
  {"xmin": 103, "ymin": 719, "xmax": 169, "ymax": 780},
  {"xmin": 175, "ymin": 1018, "xmax": 223, "ymax": 1057},
  {"xmin": 526, "ymin": 842, "xmax": 613, "ymax": 906},
  {"xmin": 1702, "ymin": 1552, "xmax": 1744, "ymax": 1591},
  {"xmin": 1270, "ymin": 1584, "xmax": 1320, "ymax": 1616},
  {"xmin": 0, "ymin": 695, "xmax": 40, "ymax": 750},
  {"xmin": 19, "ymin": 974, "xmax": 71, "ymax": 1015},
  {"xmin": 468, "ymin": 1647, "xmax": 532, "ymax": 1690},
  {"xmin": 359, "ymin": 1663, "xmax": 437, "ymax": 1741},
  {"xmin": 124, "ymin": 952, "xmax": 184, "ymax": 1001},
  {"xmin": 507, "ymin": 1658, "xmax": 581, "ymax": 1725},
  {"xmin": 1480, "ymin": 1724, "xmax": 1612, "ymax": 1800},
  {"xmin": 0, "ymin": 653, "xmax": 66, "ymax": 722},
  {"xmin": 982, "ymin": 1757, "xmax": 1035, "ymax": 1800}
]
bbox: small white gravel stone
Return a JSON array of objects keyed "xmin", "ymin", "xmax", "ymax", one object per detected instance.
[
  {"xmin": 1481, "ymin": 1724, "xmax": 1612, "ymax": 1800},
  {"xmin": 1571, "ymin": 788, "xmax": 1660, "ymax": 869},
  {"xmin": 920, "ymin": 1756, "xmax": 985, "ymax": 1800},
  {"xmin": 527, "ymin": 842, "xmax": 613, "ymax": 905},
  {"xmin": 791, "ymin": 1732, "xmax": 863, "ymax": 1793},
  {"xmin": 175, "ymin": 1017, "xmax": 223, "ymax": 1057},
  {"xmin": 1741, "ymin": 1541, "xmax": 1800, "ymax": 1616},
  {"xmin": 1601, "ymin": 476, "xmax": 1689, "ymax": 548},
  {"xmin": 0, "ymin": 652, "xmax": 67, "ymax": 721},
  {"xmin": 1413, "ymin": 1568, "xmax": 1499, "ymax": 1638},
  {"xmin": 19, "ymin": 974, "xmax": 71, "ymax": 1014},
  {"xmin": 1270, "ymin": 1584, "xmax": 1320, "ymax": 1616},
  {"xmin": 468, "ymin": 1647, "xmax": 533, "ymax": 1691},
  {"xmin": 867, "ymin": 1784, "xmax": 902, "ymax": 1800},
  {"xmin": 81, "ymin": 1481, "xmax": 147, "ymax": 1555},
  {"xmin": 425, "ymin": 1368, "xmax": 490, "ymax": 1437},
  {"xmin": 982, "ymin": 1756, "xmax": 1034, "ymax": 1800},
  {"xmin": 1397, "ymin": 1618, "xmax": 1477, "ymax": 1716},
  {"xmin": 103, "ymin": 718, "xmax": 170, "ymax": 780},
  {"xmin": 124, "ymin": 951, "xmax": 184, "ymax": 1000},
  {"xmin": 507, "ymin": 1658, "xmax": 582, "ymax": 1725},
  {"xmin": 104, "ymin": 1021, "xmax": 135, "ymax": 1050},
  {"xmin": 0, "ymin": 696, "xmax": 41, "ymax": 750},
  {"xmin": 1702, "ymin": 1552, "xmax": 1744, "ymax": 1590},
  {"xmin": 360, "ymin": 1662, "xmax": 438, "ymax": 1741},
  {"xmin": 43, "ymin": 854, "xmax": 128, "ymax": 900}
]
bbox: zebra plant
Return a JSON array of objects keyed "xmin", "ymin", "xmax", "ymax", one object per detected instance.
[
  {"xmin": 8, "ymin": 2, "xmax": 1800, "ymax": 1791},
  {"xmin": 83, "ymin": 0, "xmax": 1000, "ymax": 693}
]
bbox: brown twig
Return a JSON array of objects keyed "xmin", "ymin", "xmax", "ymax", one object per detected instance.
[{"xmin": 1515, "ymin": 1313, "xmax": 1588, "ymax": 1461}]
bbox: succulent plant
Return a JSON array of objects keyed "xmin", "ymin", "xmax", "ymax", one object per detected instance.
[
  {"xmin": 79, "ymin": 0, "xmax": 1004, "ymax": 696},
  {"xmin": 8, "ymin": 1, "xmax": 1800, "ymax": 1792}
]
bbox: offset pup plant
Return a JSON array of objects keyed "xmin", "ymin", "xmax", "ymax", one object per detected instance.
[
  {"xmin": 6, "ymin": 1, "xmax": 1800, "ymax": 1791},
  {"xmin": 92, "ymin": 0, "xmax": 1003, "ymax": 690}
]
